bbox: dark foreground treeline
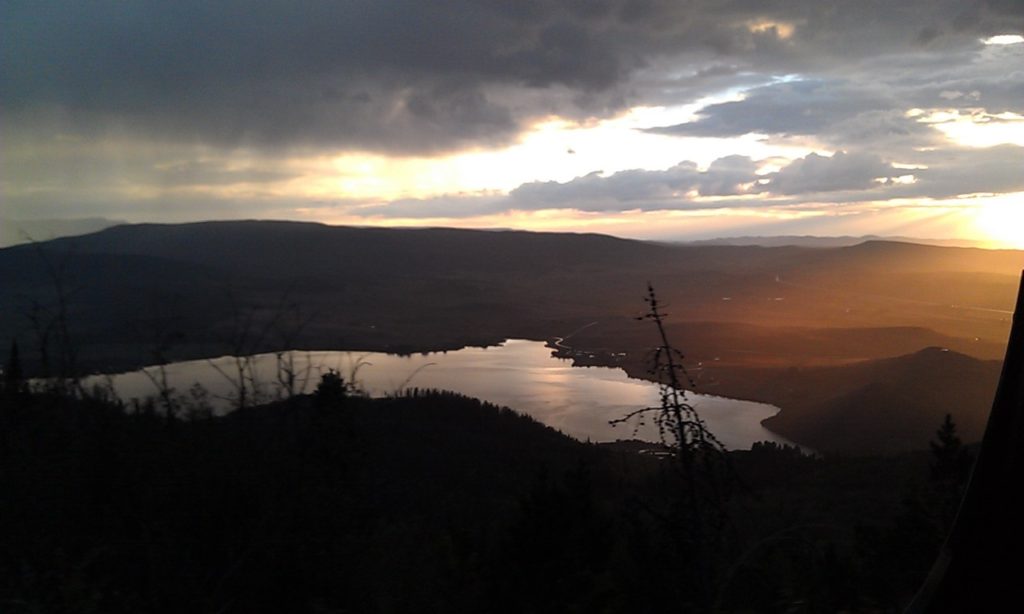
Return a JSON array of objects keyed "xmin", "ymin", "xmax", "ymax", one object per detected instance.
[{"xmin": 0, "ymin": 383, "xmax": 969, "ymax": 613}]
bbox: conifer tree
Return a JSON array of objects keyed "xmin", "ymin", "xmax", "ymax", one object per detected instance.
[
  {"xmin": 929, "ymin": 413, "xmax": 973, "ymax": 531},
  {"xmin": 4, "ymin": 340, "xmax": 24, "ymax": 394}
]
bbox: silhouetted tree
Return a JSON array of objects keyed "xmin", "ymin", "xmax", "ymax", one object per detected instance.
[
  {"xmin": 20, "ymin": 243, "xmax": 82, "ymax": 395},
  {"xmin": 612, "ymin": 283, "xmax": 738, "ymax": 609},
  {"xmin": 268, "ymin": 293, "xmax": 316, "ymax": 400},
  {"xmin": 314, "ymin": 369, "xmax": 348, "ymax": 407},
  {"xmin": 134, "ymin": 297, "xmax": 187, "ymax": 418},
  {"xmin": 929, "ymin": 413, "xmax": 973, "ymax": 531},
  {"xmin": 4, "ymin": 340, "xmax": 24, "ymax": 394},
  {"xmin": 207, "ymin": 287, "xmax": 320, "ymax": 409},
  {"xmin": 858, "ymin": 415, "xmax": 977, "ymax": 607}
]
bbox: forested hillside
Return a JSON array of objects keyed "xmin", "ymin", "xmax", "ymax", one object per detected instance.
[{"xmin": 1, "ymin": 379, "xmax": 966, "ymax": 612}]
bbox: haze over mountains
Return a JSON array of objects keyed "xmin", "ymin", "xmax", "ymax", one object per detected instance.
[
  {"xmin": 2, "ymin": 220, "xmax": 1020, "ymax": 453},
  {"xmin": 0, "ymin": 217, "xmax": 126, "ymax": 248},
  {"xmin": 681, "ymin": 235, "xmax": 983, "ymax": 249},
  {"xmin": 0, "ymin": 217, "xmax": 989, "ymax": 250}
]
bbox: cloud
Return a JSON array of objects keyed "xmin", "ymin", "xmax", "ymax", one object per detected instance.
[
  {"xmin": 355, "ymin": 194, "xmax": 509, "ymax": 219},
  {"xmin": 507, "ymin": 155, "xmax": 761, "ymax": 211},
  {"xmin": 894, "ymin": 144, "xmax": 1024, "ymax": 198},
  {"xmin": 648, "ymin": 80, "xmax": 894, "ymax": 139},
  {"xmin": 18, "ymin": 143, "xmax": 1018, "ymax": 228},
  {"xmin": 361, "ymin": 145, "xmax": 1024, "ymax": 218},
  {"xmin": 643, "ymin": 76, "xmax": 946, "ymax": 154},
  {"xmin": 1, "ymin": 134, "xmax": 304, "ymax": 197},
  {"xmin": 6, "ymin": 0, "xmax": 1020, "ymax": 155},
  {"xmin": 856, "ymin": 37, "xmax": 1024, "ymax": 115},
  {"xmin": 647, "ymin": 36, "xmax": 1024, "ymax": 152},
  {"xmin": 700, "ymin": 155, "xmax": 761, "ymax": 196},
  {"xmin": 5, "ymin": 0, "xmax": 1024, "ymax": 230},
  {"xmin": 504, "ymin": 150, "xmax": 905, "ymax": 213},
  {"xmin": 766, "ymin": 151, "xmax": 897, "ymax": 195},
  {"xmin": 148, "ymin": 161, "xmax": 295, "ymax": 188}
]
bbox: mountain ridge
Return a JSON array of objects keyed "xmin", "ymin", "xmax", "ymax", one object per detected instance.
[{"xmin": 2, "ymin": 221, "xmax": 1019, "ymax": 454}]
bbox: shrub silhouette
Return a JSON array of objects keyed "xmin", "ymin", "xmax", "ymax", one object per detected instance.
[{"xmin": 314, "ymin": 369, "xmax": 348, "ymax": 406}]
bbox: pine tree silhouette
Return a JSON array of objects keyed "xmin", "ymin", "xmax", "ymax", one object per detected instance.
[{"xmin": 929, "ymin": 414, "xmax": 973, "ymax": 531}]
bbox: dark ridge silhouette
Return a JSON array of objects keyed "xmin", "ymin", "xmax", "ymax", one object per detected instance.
[
  {"xmin": 752, "ymin": 348, "xmax": 1002, "ymax": 453},
  {"xmin": 567, "ymin": 319, "xmax": 1006, "ymax": 367},
  {"xmin": 827, "ymin": 240, "xmax": 1024, "ymax": 273},
  {"xmin": 0, "ymin": 217, "xmax": 123, "ymax": 248},
  {"xmin": 684, "ymin": 235, "xmax": 982, "ymax": 248},
  {"xmin": 907, "ymin": 270, "xmax": 1024, "ymax": 612},
  {"xmin": 13, "ymin": 220, "xmax": 678, "ymax": 279},
  {"xmin": 4, "ymin": 222, "xmax": 1018, "ymax": 360}
]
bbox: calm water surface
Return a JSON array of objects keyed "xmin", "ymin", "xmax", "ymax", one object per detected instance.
[{"xmin": 88, "ymin": 339, "xmax": 795, "ymax": 450}]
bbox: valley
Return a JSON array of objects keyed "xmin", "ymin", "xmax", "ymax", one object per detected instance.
[{"xmin": 2, "ymin": 220, "xmax": 1021, "ymax": 453}]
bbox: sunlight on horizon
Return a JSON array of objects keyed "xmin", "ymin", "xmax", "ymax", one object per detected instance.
[
  {"xmin": 312, "ymin": 196, "xmax": 1022, "ymax": 248},
  {"xmin": 306, "ymin": 96, "xmax": 813, "ymax": 203},
  {"xmin": 970, "ymin": 193, "xmax": 1024, "ymax": 249}
]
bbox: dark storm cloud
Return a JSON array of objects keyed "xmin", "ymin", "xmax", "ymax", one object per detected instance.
[
  {"xmin": 5, "ymin": 0, "xmax": 1020, "ymax": 154},
  {"xmin": 635, "ymin": 61, "xmax": 769, "ymax": 109},
  {"xmin": 648, "ymin": 39, "xmax": 1024, "ymax": 150},
  {"xmin": 2, "ymin": 0, "xmax": 665, "ymax": 153},
  {"xmin": 837, "ymin": 40, "xmax": 1024, "ymax": 116},
  {"xmin": 647, "ymin": 79, "xmax": 897, "ymax": 139}
]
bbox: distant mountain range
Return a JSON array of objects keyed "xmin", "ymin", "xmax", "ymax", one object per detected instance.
[
  {"xmin": 1, "ymin": 218, "xmax": 987, "ymax": 250},
  {"xmin": 0, "ymin": 217, "xmax": 126, "ymax": 248},
  {"xmin": 680, "ymin": 235, "xmax": 983, "ymax": 248}
]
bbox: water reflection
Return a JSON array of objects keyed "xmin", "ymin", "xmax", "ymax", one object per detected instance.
[{"xmin": 85, "ymin": 339, "xmax": 796, "ymax": 450}]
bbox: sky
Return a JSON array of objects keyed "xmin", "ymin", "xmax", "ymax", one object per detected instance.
[{"xmin": 3, "ymin": 1, "xmax": 1024, "ymax": 247}]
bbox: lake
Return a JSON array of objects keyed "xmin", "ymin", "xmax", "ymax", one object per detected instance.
[{"xmin": 85, "ymin": 339, "xmax": 797, "ymax": 450}]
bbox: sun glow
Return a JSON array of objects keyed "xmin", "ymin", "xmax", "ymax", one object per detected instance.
[
  {"xmin": 747, "ymin": 19, "xmax": 796, "ymax": 39},
  {"xmin": 981, "ymin": 34, "xmax": 1024, "ymax": 45},
  {"xmin": 918, "ymin": 110, "xmax": 1024, "ymax": 147},
  {"xmin": 971, "ymin": 194, "xmax": 1024, "ymax": 249},
  {"xmin": 295, "ymin": 101, "xmax": 813, "ymax": 204}
]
